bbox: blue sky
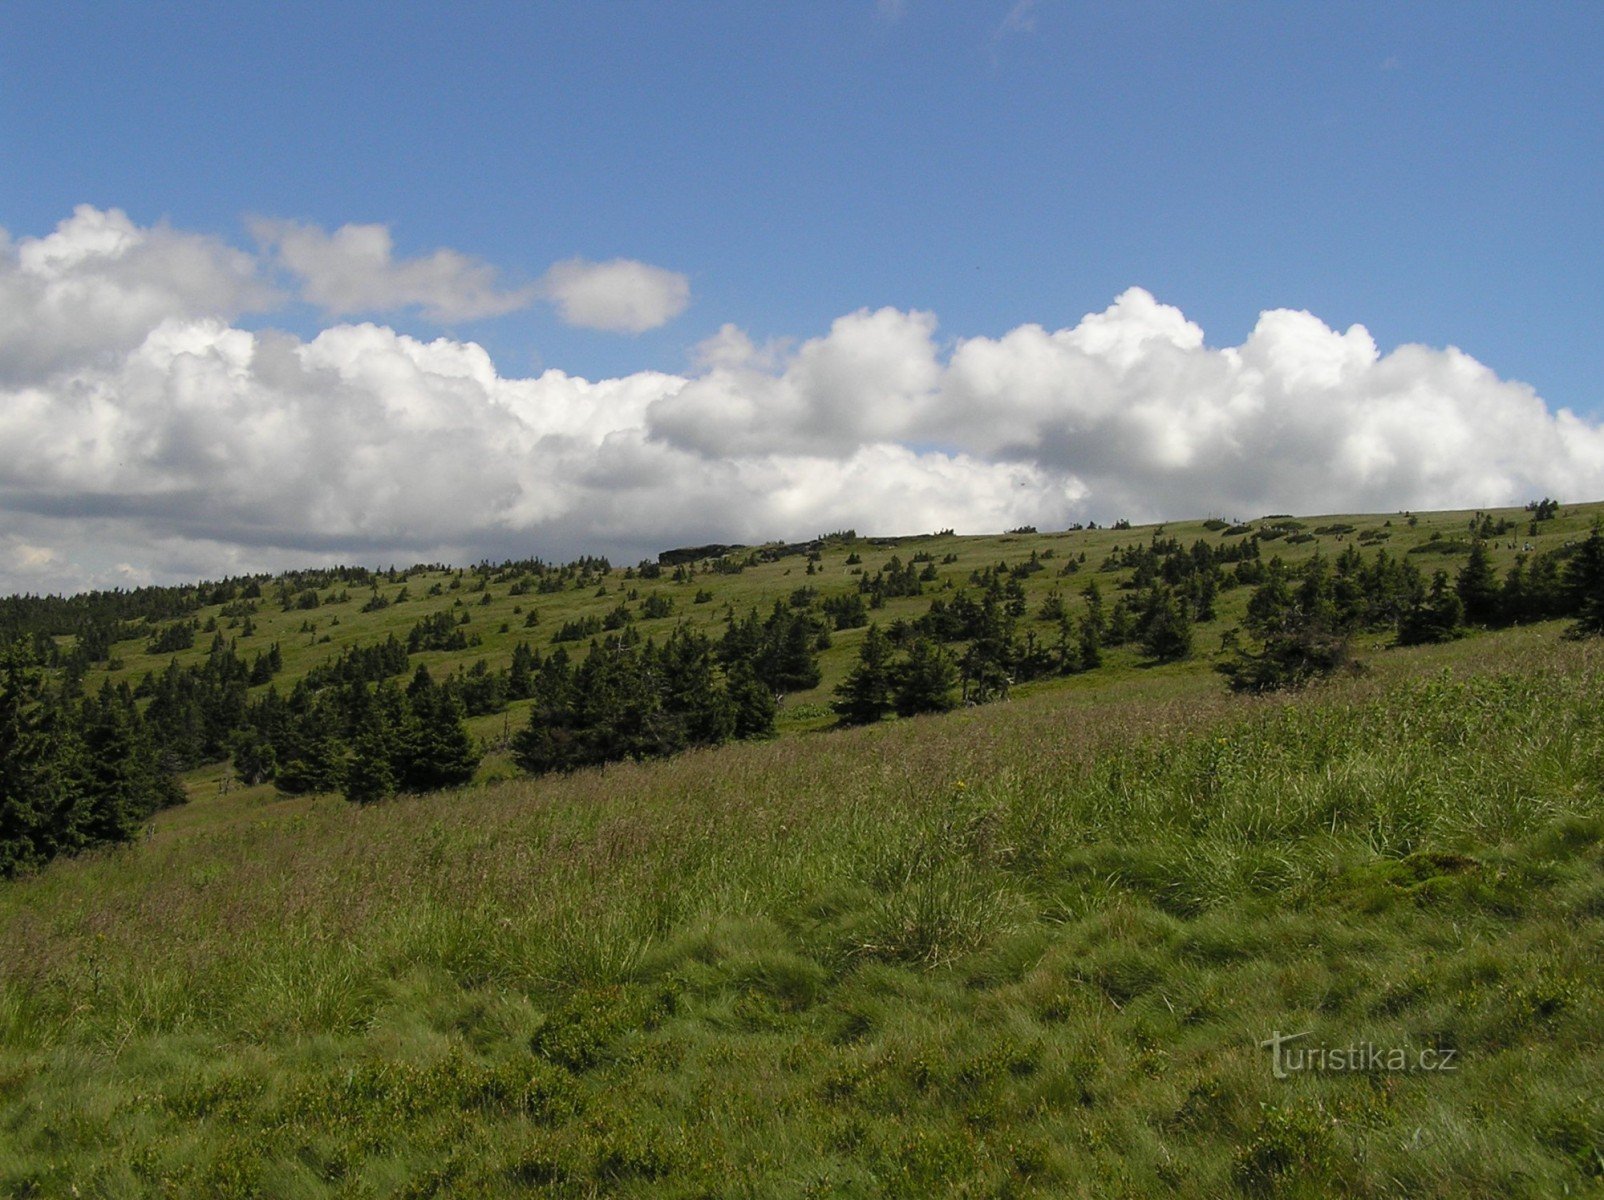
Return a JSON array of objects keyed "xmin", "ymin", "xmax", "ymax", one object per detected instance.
[
  {"xmin": 7, "ymin": 1, "xmax": 1599, "ymax": 407},
  {"xmin": 2, "ymin": 2, "xmax": 1602, "ymax": 590}
]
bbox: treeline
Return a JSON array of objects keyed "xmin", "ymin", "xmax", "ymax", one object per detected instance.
[
  {"xmin": 247, "ymin": 613, "xmax": 804, "ymax": 799},
  {"xmin": 7, "ymin": 522, "xmax": 1602, "ymax": 871},
  {"xmin": 826, "ymin": 536, "xmax": 1235, "ymax": 723},
  {"xmin": 98, "ymin": 602, "xmax": 814, "ymax": 805},
  {"xmin": 239, "ymin": 667, "xmax": 482, "ymax": 803},
  {"xmin": 1223, "ymin": 528, "xmax": 1604, "ymax": 691},
  {"xmin": 829, "ymin": 526, "xmax": 1604, "ymax": 719},
  {"xmin": 344, "ymin": 602, "xmax": 818, "ymax": 787},
  {"xmin": 509, "ymin": 626, "xmax": 777, "ymax": 775},
  {"xmin": 0, "ymin": 657, "xmax": 185, "ymax": 877}
]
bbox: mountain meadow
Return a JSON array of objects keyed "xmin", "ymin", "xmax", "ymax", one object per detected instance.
[{"xmin": 3, "ymin": 500, "xmax": 1603, "ymax": 1197}]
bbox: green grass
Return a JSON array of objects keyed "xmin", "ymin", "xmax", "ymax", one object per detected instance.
[
  {"xmin": 2, "ymin": 606, "xmax": 1602, "ymax": 1194},
  {"xmin": 89, "ymin": 499, "xmax": 1603, "ymax": 791}
]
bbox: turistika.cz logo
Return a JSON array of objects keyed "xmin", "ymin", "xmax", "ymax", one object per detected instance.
[{"xmin": 1259, "ymin": 1030, "xmax": 1459, "ymax": 1079}]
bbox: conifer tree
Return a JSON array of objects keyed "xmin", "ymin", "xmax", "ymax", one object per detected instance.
[
  {"xmin": 832, "ymin": 624, "xmax": 894, "ymax": 725},
  {"xmin": 659, "ymin": 626, "xmax": 735, "ymax": 747},
  {"xmin": 1078, "ymin": 615, "xmax": 1103, "ymax": 670},
  {"xmin": 726, "ymin": 661, "xmax": 777, "ymax": 739},
  {"xmin": 402, "ymin": 675, "xmax": 480, "ymax": 791},
  {"xmin": 893, "ymin": 637, "xmax": 959, "ymax": 717},
  {"xmin": 1, "ymin": 659, "xmax": 60, "ymax": 875},
  {"xmin": 1564, "ymin": 524, "xmax": 1604, "ymax": 637},
  {"xmin": 1139, "ymin": 585, "xmax": 1193, "ymax": 662},
  {"xmin": 507, "ymin": 641, "xmax": 537, "ymax": 700},
  {"xmin": 231, "ymin": 727, "xmax": 277, "ymax": 785},
  {"xmin": 344, "ymin": 711, "xmax": 398, "ymax": 804},
  {"xmin": 1398, "ymin": 570, "xmax": 1465, "ymax": 645},
  {"xmin": 274, "ymin": 705, "xmax": 343, "ymax": 795},
  {"xmin": 1456, "ymin": 540, "xmax": 1500, "ymax": 624}
]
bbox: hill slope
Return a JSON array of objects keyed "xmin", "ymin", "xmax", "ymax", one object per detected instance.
[{"xmin": 1, "ymin": 503, "xmax": 1602, "ymax": 1196}]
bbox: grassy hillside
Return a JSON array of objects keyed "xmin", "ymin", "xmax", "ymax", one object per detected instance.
[
  {"xmin": 2, "ymin": 504, "xmax": 1603, "ymax": 1196},
  {"xmin": 74, "ymin": 498, "xmax": 1603, "ymax": 799}
]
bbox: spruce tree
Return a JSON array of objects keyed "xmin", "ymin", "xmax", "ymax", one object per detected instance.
[
  {"xmin": 893, "ymin": 637, "xmax": 959, "ymax": 717},
  {"xmin": 1398, "ymin": 571, "xmax": 1465, "ymax": 645},
  {"xmin": 766, "ymin": 608, "xmax": 822, "ymax": 691},
  {"xmin": 1564, "ymin": 524, "xmax": 1604, "ymax": 637},
  {"xmin": 507, "ymin": 641, "xmax": 536, "ymax": 700},
  {"xmin": 511, "ymin": 652, "xmax": 578, "ymax": 775},
  {"xmin": 1139, "ymin": 585, "xmax": 1193, "ymax": 662},
  {"xmin": 1, "ymin": 660, "xmax": 57, "ymax": 875},
  {"xmin": 344, "ymin": 712, "xmax": 398, "ymax": 803},
  {"xmin": 1078, "ymin": 615, "xmax": 1103, "ymax": 670},
  {"xmin": 832, "ymin": 624, "xmax": 894, "ymax": 725},
  {"xmin": 659, "ymin": 627, "xmax": 735, "ymax": 747},
  {"xmin": 403, "ymin": 681, "xmax": 480, "ymax": 791},
  {"xmin": 726, "ymin": 662, "xmax": 777, "ymax": 739},
  {"xmin": 231, "ymin": 727, "xmax": 277, "ymax": 785},
  {"xmin": 75, "ymin": 688, "xmax": 175, "ymax": 846},
  {"xmin": 274, "ymin": 704, "xmax": 343, "ymax": 795},
  {"xmin": 1456, "ymin": 540, "xmax": 1500, "ymax": 625}
]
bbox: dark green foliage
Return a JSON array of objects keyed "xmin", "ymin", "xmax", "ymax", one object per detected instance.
[
  {"xmin": 552, "ymin": 614, "xmax": 605, "ymax": 643},
  {"xmin": 246, "ymin": 642, "xmax": 283, "ymax": 685},
  {"xmin": 273, "ymin": 705, "xmax": 344, "ymax": 796},
  {"xmin": 832, "ymin": 625, "xmax": 894, "ymax": 725},
  {"xmin": 1138, "ymin": 585, "xmax": 1193, "ymax": 662},
  {"xmin": 398, "ymin": 668, "xmax": 480, "ymax": 792},
  {"xmin": 657, "ymin": 626, "xmax": 737, "ymax": 747},
  {"xmin": 640, "ymin": 592, "xmax": 675, "ymax": 620},
  {"xmin": 1077, "ymin": 616, "xmax": 1103, "ymax": 670},
  {"xmin": 1456, "ymin": 540, "xmax": 1501, "ymax": 624},
  {"xmin": 858, "ymin": 555, "xmax": 923, "ymax": 606},
  {"xmin": 343, "ymin": 713, "xmax": 398, "ymax": 805},
  {"xmin": 1, "ymin": 656, "xmax": 182, "ymax": 876},
  {"xmin": 446, "ymin": 658, "xmax": 507, "ymax": 717},
  {"xmin": 956, "ymin": 593, "xmax": 1019, "ymax": 702},
  {"xmin": 1398, "ymin": 571, "xmax": 1465, "ymax": 646},
  {"xmin": 147, "ymin": 620, "xmax": 196, "ymax": 654},
  {"xmin": 512, "ymin": 625, "xmax": 770, "ymax": 776},
  {"xmin": 141, "ymin": 639, "xmax": 254, "ymax": 769},
  {"xmin": 331, "ymin": 670, "xmax": 480, "ymax": 802},
  {"xmin": 303, "ymin": 635, "xmax": 406, "ymax": 688},
  {"xmin": 407, "ymin": 611, "xmax": 473, "ymax": 653},
  {"xmin": 892, "ymin": 638, "xmax": 959, "ymax": 717},
  {"xmin": 1564, "ymin": 524, "xmax": 1604, "ymax": 638},
  {"xmin": 1222, "ymin": 556, "xmax": 1358, "ymax": 692},
  {"xmin": 726, "ymin": 662, "xmax": 777, "ymax": 739},
  {"xmin": 822, "ymin": 592, "xmax": 869, "ymax": 630},
  {"xmin": 230, "ymin": 727, "xmax": 276, "ymax": 786},
  {"xmin": 507, "ymin": 641, "xmax": 537, "ymax": 701},
  {"xmin": 720, "ymin": 603, "xmax": 821, "ymax": 693},
  {"xmin": 1500, "ymin": 552, "xmax": 1569, "ymax": 623}
]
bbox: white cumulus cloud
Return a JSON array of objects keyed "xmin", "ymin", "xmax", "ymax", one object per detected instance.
[
  {"xmin": 2, "ymin": 208, "xmax": 1603, "ymax": 594},
  {"xmin": 0, "ymin": 205, "xmax": 276, "ymax": 385},
  {"xmin": 540, "ymin": 257, "xmax": 691, "ymax": 333},
  {"xmin": 252, "ymin": 218, "xmax": 537, "ymax": 322}
]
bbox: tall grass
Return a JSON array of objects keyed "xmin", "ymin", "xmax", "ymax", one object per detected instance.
[{"xmin": 1, "ymin": 636, "xmax": 1601, "ymax": 1196}]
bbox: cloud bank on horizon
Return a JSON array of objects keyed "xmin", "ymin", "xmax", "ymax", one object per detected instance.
[{"xmin": 4, "ymin": 205, "xmax": 1602, "ymax": 595}]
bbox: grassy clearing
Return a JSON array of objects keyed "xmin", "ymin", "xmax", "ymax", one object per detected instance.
[{"xmin": 1, "ymin": 623, "xmax": 1602, "ymax": 1195}]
